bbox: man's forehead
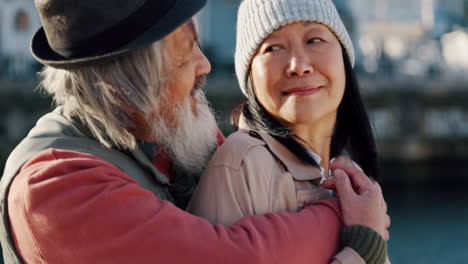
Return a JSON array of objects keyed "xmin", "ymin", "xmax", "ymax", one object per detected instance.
[
  {"xmin": 165, "ymin": 18, "xmax": 199, "ymax": 58},
  {"xmin": 183, "ymin": 18, "xmax": 198, "ymax": 41},
  {"xmin": 168, "ymin": 18, "xmax": 198, "ymax": 44}
]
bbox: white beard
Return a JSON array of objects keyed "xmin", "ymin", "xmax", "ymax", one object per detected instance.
[{"xmin": 150, "ymin": 89, "xmax": 218, "ymax": 176}]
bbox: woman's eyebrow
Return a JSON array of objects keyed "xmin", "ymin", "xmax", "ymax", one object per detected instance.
[
  {"xmin": 302, "ymin": 21, "xmax": 328, "ymax": 33},
  {"xmin": 302, "ymin": 22, "xmax": 330, "ymax": 36},
  {"xmin": 303, "ymin": 21, "xmax": 319, "ymax": 27}
]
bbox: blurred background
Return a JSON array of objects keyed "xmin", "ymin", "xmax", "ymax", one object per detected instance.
[{"xmin": 0, "ymin": 0, "xmax": 467, "ymax": 263}]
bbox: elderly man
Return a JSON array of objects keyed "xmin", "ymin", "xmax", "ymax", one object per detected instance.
[{"xmin": 0, "ymin": 0, "xmax": 389, "ymax": 263}]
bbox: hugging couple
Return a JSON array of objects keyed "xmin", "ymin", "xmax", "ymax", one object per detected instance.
[{"xmin": 1, "ymin": 0, "xmax": 390, "ymax": 263}]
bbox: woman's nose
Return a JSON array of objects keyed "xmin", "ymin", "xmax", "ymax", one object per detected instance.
[{"xmin": 286, "ymin": 55, "xmax": 314, "ymax": 77}]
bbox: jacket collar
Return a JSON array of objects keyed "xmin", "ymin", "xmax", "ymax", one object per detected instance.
[
  {"xmin": 66, "ymin": 108, "xmax": 170, "ymax": 185},
  {"xmin": 249, "ymin": 130, "xmax": 324, "ymax": 181}
]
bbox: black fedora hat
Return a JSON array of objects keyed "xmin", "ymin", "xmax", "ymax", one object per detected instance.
[{"xmin": 31, "ymin": 0, "xmax": 207, "ymax": 69}]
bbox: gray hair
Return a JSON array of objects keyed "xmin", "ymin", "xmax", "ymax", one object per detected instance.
[{"xmin": 39, "ymin": 40, "xmax": 167, "ymax": 149}]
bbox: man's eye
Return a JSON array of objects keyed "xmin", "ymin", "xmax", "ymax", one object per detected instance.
[
  {"xmin": 265, "ymin": 45, "xmax": 281, "ymax": 53},
  {"xmin": 308, "ymin": 38, "xmax": 323, "ymax": 44}
]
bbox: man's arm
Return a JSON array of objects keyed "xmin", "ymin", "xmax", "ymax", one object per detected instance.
[
  {"xmin": 9, "ymin": 149, "xmax": 342, "ymax": 264},
  {"xmin": 324, "ymin": 164, "xmax": 391, "ymax": 264}
]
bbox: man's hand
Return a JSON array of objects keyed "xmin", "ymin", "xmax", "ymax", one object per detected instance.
[
  {"xmin": 330, "ymin": 155, "xmax": 355, "ymax": 167},
  {"xmin": 322, "ymin": 163, "xmax": 390, "ymax": 241}
]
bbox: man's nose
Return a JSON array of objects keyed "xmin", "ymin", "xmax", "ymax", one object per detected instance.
[
  {"xmin": 196, "ymin": 48, "xmax": 211, "ymax": 76},
  {"xmin": 286, "ymin": 53, "xmax": 313, "ymax": 77}
]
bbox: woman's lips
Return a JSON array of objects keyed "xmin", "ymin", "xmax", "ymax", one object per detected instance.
[{"xmin": 282, "ymin": 86, "xmax": 322, "ymax": 96}]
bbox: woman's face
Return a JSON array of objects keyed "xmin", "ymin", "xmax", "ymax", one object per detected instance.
[{"xmin": 251, "ymin": 22, "xmax": 346, "ymax": 129}]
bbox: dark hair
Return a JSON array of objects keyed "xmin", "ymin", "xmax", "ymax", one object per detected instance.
[{"xmin": 232, "ymin": 46, "xmax": 380, "ymax": 181}]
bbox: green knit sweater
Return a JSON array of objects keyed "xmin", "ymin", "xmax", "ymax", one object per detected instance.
[{"xmin": 341, "ymin": 225, "xmax": 388, "ymax": 264}]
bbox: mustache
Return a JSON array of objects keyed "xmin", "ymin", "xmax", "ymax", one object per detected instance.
[
  {"xmin": 190, "ymin": 75, "xmax": 207, "ymax": 98},
  {"xmin": 194, "ymin": 75, "xmax": 207, "ymax": 91}
]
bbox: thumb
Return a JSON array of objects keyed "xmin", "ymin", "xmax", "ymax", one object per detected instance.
[{"xmin": 334, "ymin": 169, "xmax": 354, "ymax": 199}]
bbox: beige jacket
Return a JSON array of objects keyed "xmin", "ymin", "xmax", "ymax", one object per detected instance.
[{"xmin": 188, "ymin": 130, "xmax": 368, "ymax": 264}]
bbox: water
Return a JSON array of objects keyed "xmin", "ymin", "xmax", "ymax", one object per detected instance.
[{"xmin": 385, "ymin": 186, "xmax": 468, "ymax": 263}]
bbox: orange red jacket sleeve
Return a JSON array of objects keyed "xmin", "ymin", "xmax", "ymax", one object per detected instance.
[{"xmin": 8, "ymin": 149, "xmax": 343, "ymax": 264}]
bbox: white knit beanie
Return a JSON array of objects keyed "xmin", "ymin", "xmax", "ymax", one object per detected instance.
[{"xmin": 235, "ymin": 0, "xmax": 355, "ymax": 96}]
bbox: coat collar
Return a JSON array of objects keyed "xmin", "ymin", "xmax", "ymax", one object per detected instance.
[
  {"xmin": 246, "ymin": 130, "xmax": 324, "ymax": 181},
  {"xmin": 66, "ymin": 108, "xmax": 170, "ymax": 186}
]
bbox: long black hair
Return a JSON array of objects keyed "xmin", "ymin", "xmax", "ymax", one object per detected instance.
[{"xmin": 231, "ymin": 46, "xmax": 380, "ymax": 181}]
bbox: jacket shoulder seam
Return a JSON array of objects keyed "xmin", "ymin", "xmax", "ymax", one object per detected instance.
[{"xmin": 209, "ymin": 131, "xmax": 267, "ymax": 170}]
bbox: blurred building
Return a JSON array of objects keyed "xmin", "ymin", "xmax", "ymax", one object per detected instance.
[
  {"xmin": 198, "ymin": 0, "xmax": 355, "ymax": 69},
  {"xmin": 0, "ymin": 0, "xmax": 467, "ymax": 79},
  {"xmin": 196, "ymin": 0, "xmax": 468, "ymax": 77},
  {"xmin": 434, "ymin": 0, "xmax": 468, "ymax": 36},
  {"xmin": 0, "ymin": 0, "xmax": 40, "ymax": 79},
  {"xmin": 348, "ymin": 0, "xmax": 468, "ymax": 77}
]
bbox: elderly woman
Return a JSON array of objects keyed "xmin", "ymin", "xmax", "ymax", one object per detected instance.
[{"xmin": 189, "ymin": 0, "xmax": 389, "ymax": 263}]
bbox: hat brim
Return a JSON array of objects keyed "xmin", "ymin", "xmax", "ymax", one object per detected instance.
[{"xmin": 31, "ymin": 0, "xmax": 207, "ymax": 69}]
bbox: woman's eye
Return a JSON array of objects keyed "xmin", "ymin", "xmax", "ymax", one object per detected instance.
[
  {"xmin": 265, "ymin": 45, "xmax": 281, "ymax": 53},
  {"xmin": 308, "ymin": 38, "xmax": 323, "ymax": 44}
]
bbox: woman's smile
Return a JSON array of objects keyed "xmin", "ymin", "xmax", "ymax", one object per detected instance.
[{"xmin": 282, "ymin": 86, "xmax": 324, "ymax": 96}]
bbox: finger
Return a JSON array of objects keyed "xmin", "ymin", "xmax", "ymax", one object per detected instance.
[
  {"xmin": 331, "ymin": 156, "xmax": 353, "ymax": 167},
  {"xmin": 384, "ymin": 230, "xmax": 390, "ymax": 241},
  {"xmin": 370, "ymin": 178, "xmax": 383, "ymax": 193},
  {"xmin": 330, "ymin": 163, "xmax": 372, "ymax": 186},
  {"xmin": 333, "ymin": 169, "xmax": 354, "ymax": 199},
  {"xmin": 321, "ymin": 179, "xmax": 336, "ymax": 190},
  {"xmin": 385, "ymin": 214, "xmax": 391, "ymax": 229},
  {"xmin": 330, "ymin": 163, "xmax": 373, "ymax": 193}
]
